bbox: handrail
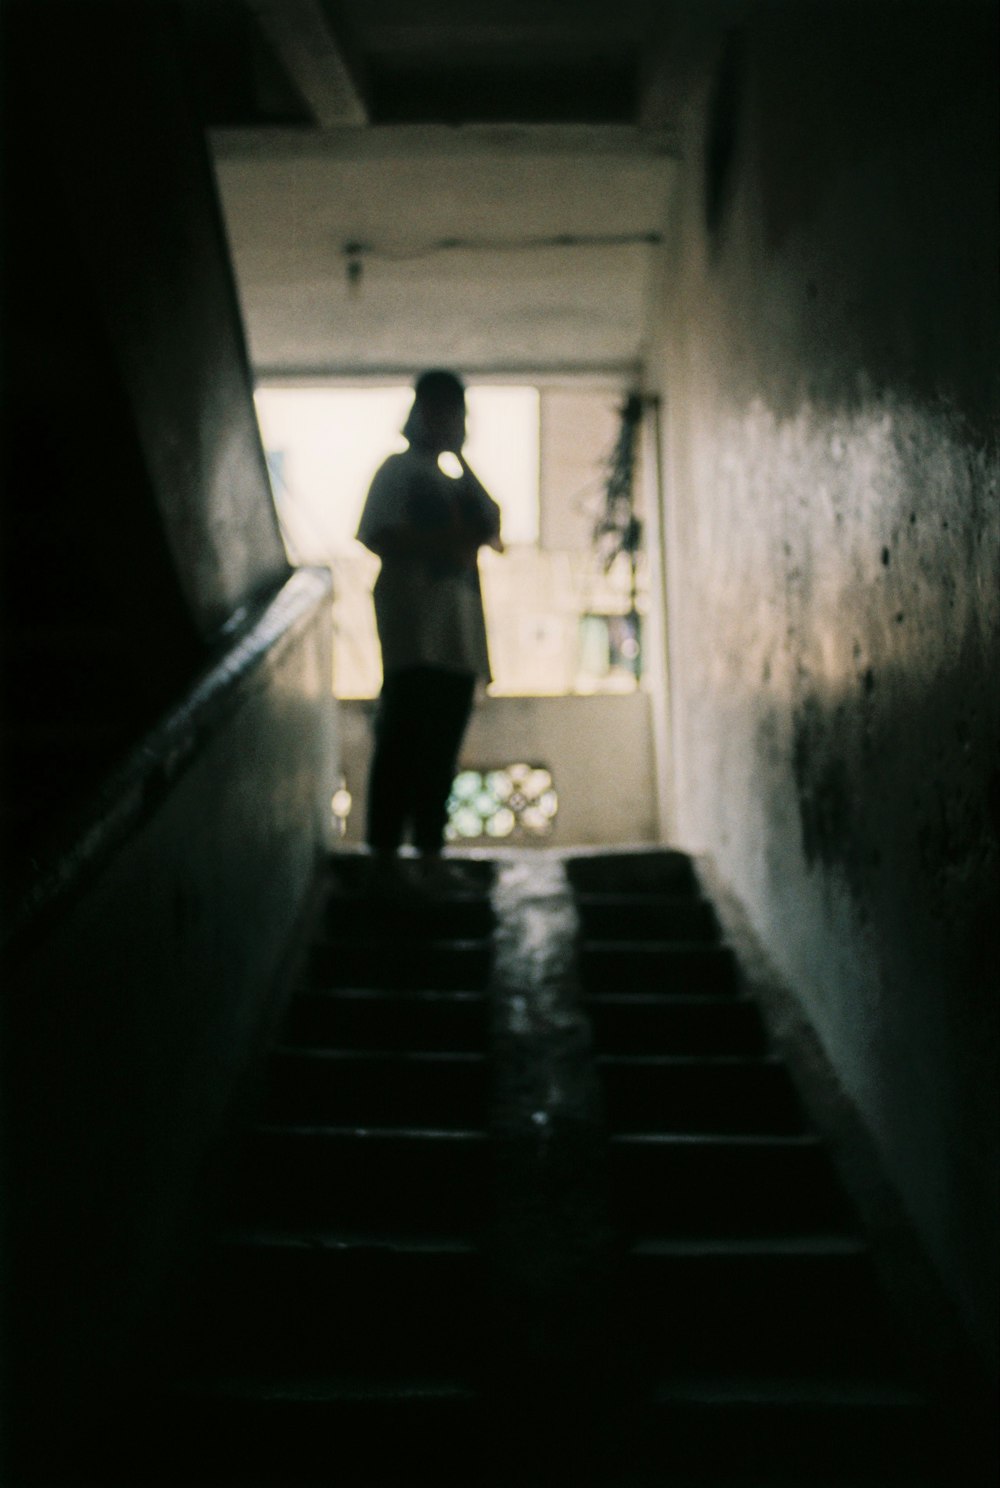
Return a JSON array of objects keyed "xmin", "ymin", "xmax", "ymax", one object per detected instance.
[{"xmin": 3, "ymin": 566, "xmax": 333, "ymax": 957}]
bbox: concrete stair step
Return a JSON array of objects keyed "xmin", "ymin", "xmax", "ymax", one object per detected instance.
[
  {"xmin": 575, "ymin": 893, "xmax": 720, "ymax": 943},
  {"xmin": 617, "ymin": 1235, "xmax": 904, "ymax": 1376},
  {"xmin": 323, "ymin": 892, "xmax": 496, "ymax": 942},
  {"xmin": 233, "ymin": 1125, "xmax": 489, "ymax": 1234},
  {"xmin": 263, "ymin": 1049, "xmax": 488, "ymax": 1127},
  {"xmin": 186, "ymin": 1228, "xmax": 898, "ymax": 1384},
  {"xmin": 579, "ymin": 940, "xmax": 739, "ymax": 995},
  {"xmin": 174, "ymin": 1369, "xmax": 479, "ymax": 1403},
  {"xmin": 325, "ymin": 853, "xmax": 498, "ymax": 895},
  {"xmin": 122, "ymin": 1376, "xmax": 933, "ymax": 1488},
  {"xmin": 598, "ymin": 1055, "xmax": 807, "ymax": 1135},
  {"xmin": 184, "ymin": 1233, "xmax": 489, "ymax": 1376},
  {"xmin": 130, "ymin": 1383, "xmax": 487, "ymax": 1488},
  {"xmin": 609, "ymin": 1133, "xmax": 853, "ymax": 1237},
  {"xmin": 262, "ymin": 1050, "xmax": 802, "ymax": 1136},
  {"xmin": 566, "ymin": 850, "xmax": 700, "ymax": 897},
  {"xmin": 586, "ymin": 992, "xmax": 768, "ymax": 1055},
  {"xmin": 309, "ymin": 938, "xmax": 492, "ymax": 990},
  {"xmin": 622, "ymin": 1375, "xmax": 933, "ymax": 1487},
  {"xmin": 280, "ymin": 988, "xmax": 488, "ymax": 1052}
]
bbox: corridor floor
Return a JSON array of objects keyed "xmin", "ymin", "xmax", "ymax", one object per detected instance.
[{"xmin": 104, "ymin": 848, "xmax": 978, "ymax": 1487}]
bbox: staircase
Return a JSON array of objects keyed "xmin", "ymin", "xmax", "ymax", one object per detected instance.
[
  {"xmin": 111, "ymin": 849, "xmax": 978, "ymax": 1487},
  {"xmin": 567, "ymin": 851, "xmax": 933, "ymax": 1486}
]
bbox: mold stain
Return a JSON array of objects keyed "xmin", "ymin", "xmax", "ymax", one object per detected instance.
[{"xmin": 792, "ymin": 695, "xmax": 855, "ymax": 880}]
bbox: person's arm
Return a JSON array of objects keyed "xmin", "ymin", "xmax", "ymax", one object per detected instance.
[
  {"xmin": 370, "ymin": 491, "xmax": 499, "ymax": 566},
  {"xmin": 360, "ymin": 488, "xmax": 476, "ymax": 566},
  {"xmin": 357, "ymin": 455, "xmax": 502, "ymax": 565},
  {"xmin": 457, "ymin": 456, "xmax": 505, "ymax": 553}
]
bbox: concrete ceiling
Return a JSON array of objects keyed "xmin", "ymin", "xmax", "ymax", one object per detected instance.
[
  {"xmin": 205, "ymin": 1, "xmax": 682, "ymax": 378},
  {"xmin": 212, "ymin": 126, "xmax": 677, "ymax": 378}
]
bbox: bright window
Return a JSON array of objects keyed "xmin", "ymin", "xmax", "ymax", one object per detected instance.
[
  {"xmin": 254, "ymin": 383, "xmax": 647, "ymax": 699},
  {"xmin": 255, "ymin": 385, "xmax": 539, "ymax": 558}
]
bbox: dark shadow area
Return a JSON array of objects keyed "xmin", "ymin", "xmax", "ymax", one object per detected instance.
[
  {"xmin": 42, "ymin": 848, "xmax": 991, "ymax": 1488},
  {"xmin": 0, "ymin": 3, "xmax": 994, "ymax": 1484}
]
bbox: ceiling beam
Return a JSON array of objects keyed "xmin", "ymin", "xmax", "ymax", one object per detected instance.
[
  {"xmin": 211, "ymin": 122, "xmax": 681, "ymax": 162},
  {"xmin": 251, "ymin": 363, "xmax": 643, "ymax": 386},
  {"xmin": 244, "ymin": 0, "xmax": 368, "ymax": 126}
]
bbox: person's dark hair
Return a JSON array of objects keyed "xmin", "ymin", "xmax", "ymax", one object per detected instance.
[
  {"xmin": 402, "ymin": 369, "xmax": 466, "ymax": 448},
  {"xmin": 413, "ymin": 369, "xmax": 465, "ymax": 408}
]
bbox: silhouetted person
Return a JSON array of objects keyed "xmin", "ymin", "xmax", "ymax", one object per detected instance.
[{"xmin": 356, "ymin": 370, "xmax": 503, "ymax": 892}]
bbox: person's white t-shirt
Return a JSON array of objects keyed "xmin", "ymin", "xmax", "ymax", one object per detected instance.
[{"xmin": 356, "ymin": 447, "xmax": 494, "ymax": 680}]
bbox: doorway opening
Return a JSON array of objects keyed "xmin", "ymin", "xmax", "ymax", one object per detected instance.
[{"xmin": 254, "ymin": 379, "xmax": 658, "ymax": 846}]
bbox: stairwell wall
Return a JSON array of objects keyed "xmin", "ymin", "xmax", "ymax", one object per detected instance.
[
  {"xmin": 0, "ymin": 0, "xmax": 336, "ymax": 1467},
  {"xmin": 1, "ymin": 0, "xmax": 296, "ymax": 863},
  {"xmin": 649, "ymin": 0, "xmax": 998, "ymax": 1374},
  {"xmin": 12, "ymin": 0, "xmax": 291, "ymax": 636},
  {"xmin": 2, "ymin": 574, "xmax": 335, "ymax": 1465}
]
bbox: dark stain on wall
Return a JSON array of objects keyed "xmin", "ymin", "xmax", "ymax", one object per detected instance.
[
  {"xmin": 747, "ymin": 3, "xmax": 998, "ymax": 436},
  {"xmin": 705, "ymin": 28, "xmax": 748, "ymax": 242},
  {"xmin": 792, "ymin": 697, "xmax": 851, "ymax": 875}
]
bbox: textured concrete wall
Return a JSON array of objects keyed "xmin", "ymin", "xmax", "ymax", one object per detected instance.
[
  {"xmin": 3, "ymin": 579, "xmax": 334, "ymax": 1467},
  {"xmin": 0, "ymin": 6, "xmax": 328, "ymax": 1467},
  {"xmin": 47, "ymin": 1, "xmax": 289, "ymax": 634},
  {"xmin": 2, "ymin": 0, "xmax": 288, "ymax": 642},
  {"xmin": 652, "ymin": 2, "xmax": 998, "ymax": 1369},
  {"xmin": 1, "ymin": 0, "xmax": 292, "ymax": 862}
]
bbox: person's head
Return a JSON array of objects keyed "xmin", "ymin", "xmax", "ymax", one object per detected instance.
[{"xmin": 403, "ymin": 369, "xmax": 466, "ymax": 454}]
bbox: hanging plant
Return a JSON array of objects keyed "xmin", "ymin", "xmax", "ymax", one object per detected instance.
[{"xmin": 592, "ymin": 392, "xmax": 644, "ymax": 575}]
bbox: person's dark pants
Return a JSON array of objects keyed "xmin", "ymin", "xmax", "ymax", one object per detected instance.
[{"xmin": 366, "ymin": 666, "xmax": 477, "ymax": 854}]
